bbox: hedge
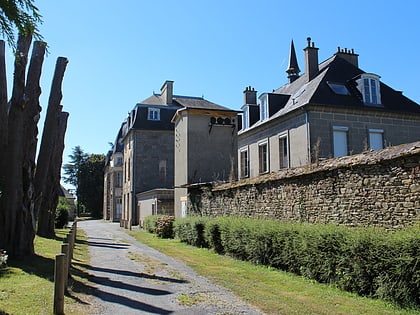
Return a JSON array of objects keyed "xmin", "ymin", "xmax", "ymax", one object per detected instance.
[{"xmin": 166, "ymin": 216, "xmax": 420, "ymax": 308}]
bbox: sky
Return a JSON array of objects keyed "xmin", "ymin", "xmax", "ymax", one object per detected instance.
[{"xmin": 4, "ymin": 1, "xmax": 420, "ymax": 189}]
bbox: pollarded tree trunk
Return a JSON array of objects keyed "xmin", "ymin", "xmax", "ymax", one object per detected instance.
[
  {"xmin": 0, "ymin": 34, "xmax": 35, "ymax": 258},
  {"xmin": 35, "ymin": 57, "xmax": 68, "ymax": 238}
]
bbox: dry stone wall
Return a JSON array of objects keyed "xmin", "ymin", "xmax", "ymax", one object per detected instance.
[{"xmin": 188, "ymin": 142, "xmax": 420, "ymax": 228}]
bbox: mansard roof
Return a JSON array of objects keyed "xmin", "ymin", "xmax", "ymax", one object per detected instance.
[{"xmin": 266, "ymin": 54, "xmax": 420, "ymax": 122}]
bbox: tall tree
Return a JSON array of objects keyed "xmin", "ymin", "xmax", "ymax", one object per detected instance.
[
  {"xmin": 78, "ymin": 154, "xmax": 105, "ymax": 218},
  {"xmin": 63, "ymin": 146, "xmax": 88, "ymax": 215}
]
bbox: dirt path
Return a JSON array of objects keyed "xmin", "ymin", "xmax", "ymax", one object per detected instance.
[{"xmin": 78, "ymin": 220, "xmax": 263, "ymax": 315}]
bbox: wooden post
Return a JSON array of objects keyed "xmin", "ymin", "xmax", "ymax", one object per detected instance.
[
  {"xmin": 54, "ymin": 253, "xmax": 65, "ymax": 315},
  {"xmin": 61, "ymin": 243, "xmax": 69, "ymax": 288}
]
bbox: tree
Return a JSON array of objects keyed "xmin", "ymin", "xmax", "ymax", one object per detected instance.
[
  {"xmin": 78, "ymin": 154, "xmax": 105, "ymax": 218},
  {"xmin": 63, "ymin": 146, "xmax": 88, "ymax": 216},
  {"xmin": 0, "ymin": 0, "xmax": 42, "ymax": 48}
]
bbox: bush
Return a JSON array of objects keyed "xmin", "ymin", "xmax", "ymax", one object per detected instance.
[
  {"xmin": 169, "ymin": 216, "xmax": 420, "ymax": 308},
  {"xmin": 55, "ymin": 197, "xmax": 70, "ymax": 228},
  {"xmin": 143, "ymin": 215, "xmax": 162, "ymax": 233},
  {"xmin": 174, "ymin": 217, "xmax": 209, "ymax": 248},
  {"xmin": 155, "ymin": 215, "xmax": 175, "ymax": 239}
]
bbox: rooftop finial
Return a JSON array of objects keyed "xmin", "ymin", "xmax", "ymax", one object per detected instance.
[
  {"xmin": 286, "ymin": 39, "xmax": 300, "ymax": 83},
  {"xmin": 307, "ymin": 37, "xmax": 311, "ymax": 47}
]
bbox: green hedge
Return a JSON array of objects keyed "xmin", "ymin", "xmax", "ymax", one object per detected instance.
[{"xmin": 168, "ymin": 216, "xmax": 420, "ymax": 308}]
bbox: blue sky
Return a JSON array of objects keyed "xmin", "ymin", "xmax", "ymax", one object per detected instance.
[{"xmin": 4, "ymin": 1, "xmax": 420, "ymax": 187}]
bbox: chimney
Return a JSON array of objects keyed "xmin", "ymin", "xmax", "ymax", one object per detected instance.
[
  {"xmin": 243, "ymin": 86, "xmax": 257, "ymax": 105},
  {"xmin": 160, "ymin": 80, "xmax": 174, "ymax": 104},
  {"xmin": 303, "ymin": 37, "xmax": 319, "ymax": 81},
  {"xmin": 334, "ymin": 47, "xmax": 359, "ymax": 68}
]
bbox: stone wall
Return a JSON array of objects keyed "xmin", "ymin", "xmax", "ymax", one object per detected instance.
[{"xmin": 188, "ymin": 142, "xmax": 420, "ymax": 228}]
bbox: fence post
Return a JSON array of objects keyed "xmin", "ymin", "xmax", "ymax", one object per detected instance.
[
  {"xmin": 54, "ymin": 253, "xmax": 65, "ymax": 315},
  {"xmin": 61, "ymin": 243, "xmax": 69, "ymax": 288}
]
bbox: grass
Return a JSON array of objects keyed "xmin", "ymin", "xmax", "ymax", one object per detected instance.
[
  {"xmin": 128, "ymin": 229, "xmax": 420, "ymax": 315},
  {"xmin": 0, "ymin": 227, "xmax": 92, "ymax": 315}
]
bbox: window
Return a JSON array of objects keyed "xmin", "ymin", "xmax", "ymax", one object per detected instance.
[
  {"xmin": 148, "ymin": 108, "xmax": 160, "ymax": 121},
  {"xmin": 333, "ymin": 126, "xmax": 348, "ymax": 157},
  {"xmin": 327, "ymin": 82, "xmax": 350, "ymax": 95},
  {"xmin": 116, "ymin": 157, "xmax": 123, "ymax": 166},
  {"xmin": 159, "ymin": 160, "xmax": 167, "ymax": 184},
  {"xmin": 369, "ymin": 129, "xmax": 384, "ymax": 151},
  {"xmin": 239, "ymin": 147, "xmax": 249, "ymax": 178},
  {"xmin": 260, "ymin": 94, "xmax": 268, "ymax": 121},
  {"xmin": 242, "ymin": 109, "xmax": 249, "ymax": 129},
  {"xmin": 357, "ymin": 74, "xmax": 381, "ymax": 105},
  {"xmin": 279, "ymin": 134, "xmax": 289, "ymax": 168},
  {"xmin": 116, "ymin": 172, "xmax": 123, "ymax": 187},
  {"xmin": 258, "ymin": 141, "xmax": 269, "ymax": 174}
]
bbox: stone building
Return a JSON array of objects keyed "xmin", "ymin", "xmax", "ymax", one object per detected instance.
[
  {"xmin": 104, "ymin": 80, "xmax": 236, "ymax": 226},
  {"xmin": 238, "ymin": 38, "xmax": 420, "ymax": 179}
]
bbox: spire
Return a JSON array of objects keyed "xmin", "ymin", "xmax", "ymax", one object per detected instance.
[{"xmin": 286, "ymin": 40, "xmax": 300, "ymax": 83}]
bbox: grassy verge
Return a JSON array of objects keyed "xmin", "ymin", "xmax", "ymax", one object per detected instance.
[
  {"xmin": 0, "ymin": 228, "xmax": 92, "ymax": 315},
  {"xmin": 128, "ymin": 229, "xmax": 419, "ymax": 315}
]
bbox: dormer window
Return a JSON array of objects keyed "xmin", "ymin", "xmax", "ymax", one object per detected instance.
[
  {"xmin": 148, "ymin": 108, "xmax": 160, "ymax": 121},
  {"xmin": 241, "ymin": 106, "xmax": 249, "ymax": 129},
  {"xmin": 260, "ymin": 93, "xmax": 268, "ymax": 121},
  {"xmin": 357, "ymin": 74, "xmax": 381, "ymax": 105}
]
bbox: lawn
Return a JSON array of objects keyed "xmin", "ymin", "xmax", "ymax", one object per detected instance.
[
  {"xmin": 0, "ymin": 228, "xmax": 91, "ymax": 315},
  {"xmin": 128, "ymin": 229, "xmax": 420, "ymax": 315}
]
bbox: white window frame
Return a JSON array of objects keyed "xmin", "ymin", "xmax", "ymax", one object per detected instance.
[
  {"xmin": 333, "ymin": 126, "xmax": 348, "ymax": 157},
  {"xmin": 368, "ymin": 128, "xmax": 384, "ymax": 151},
  {"xmin": 259, "ymin": 94, "xmax": 269, "ymax": 121},
  {"xmin": 258, "ymin": 140, "xmax": 269, "ymax": 174},
  {"xmin": 279, "ymin": 133, "xmax": 289, "ymax": 169},
  {"xmin": 148, "ymin": 108, "xmax": 160, "ymax": 121},
  {"xmin": 241, "ymin": 106, "xmax": 249, "ymax": 129},
  {"xmin": 357, "ymin": 73, "xmax": 381, "ymax": 105},
  {"xmin": 239, "ymin": 147, "xmax": 249, "ymax": 178}
]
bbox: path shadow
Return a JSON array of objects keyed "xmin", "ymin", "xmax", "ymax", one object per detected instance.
[
  {"xmin": 75, "ymin": 263, "xmax": 188, "ymax": 284},
  {"xmin": 71, "ymin": 262, "xmax": 174, "ymax": 314},
  {"xmin": 76, "ymin": 239, "xmax": 130, "ymax": 250}
]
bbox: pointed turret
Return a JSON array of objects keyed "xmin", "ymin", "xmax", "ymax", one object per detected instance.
[{"xmin": 286, "ymin": 40, "xmax": 300, "ymax": 83}]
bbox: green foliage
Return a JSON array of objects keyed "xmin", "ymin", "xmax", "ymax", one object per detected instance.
[
  {"xmin": 78, "ymin": 153, "xmax": 105, "ymax": 218},
  {"xmin": 143, "ymin": 215, "xmax": 161, "ymax": 233},
  {"xmin": 0, "ymin": 0, "xmax": 43, "ymax": 48},
  {"xmin": 174, "ymin": 217, "xmax": 209, "ymax": 248},
  {"xmin": 155, "ymin": 215, "xmax": 175, "ymax": 239},
  {"xmin": 54, "ymin": 197, "xmax": 70, "ymax": 228},
  {"xmin": 168, "ymin": 216, "xmax": 420, "ymax": 308}
]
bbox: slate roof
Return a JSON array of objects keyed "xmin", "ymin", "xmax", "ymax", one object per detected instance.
[{"xmin": 247, "ymin": 54, "xmax": 420, "ymax": 130}]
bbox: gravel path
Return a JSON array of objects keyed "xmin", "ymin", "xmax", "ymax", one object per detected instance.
[{"xmin": 78, "ymin": 220, "xmax": 264, "ymax": 315}]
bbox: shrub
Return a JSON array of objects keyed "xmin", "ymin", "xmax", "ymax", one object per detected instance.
[
  {"xmin": 143, "ymin": 215, "xmax": 162, "ymax": 233},
  {"xmin": 174, "ymin": 217, "xmax": 209, "ymax": 248},
  {"xmin": 155, "ymin": 215, "xmax": 175, "ymax": 239},
  {"xmin": 0, "ymin": 249, "xmax": 8, "ymax": 268},
  {"xmin": 55, "ymin": 197, "xmax": 70, "ymax": 228},
  {"xmin": 171, "ymin": 216, "xmax": 420, "ymax": 308}
]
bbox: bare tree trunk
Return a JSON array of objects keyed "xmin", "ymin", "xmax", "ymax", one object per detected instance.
[
  {"xmin": 35, "ymin": 57, "xmax": 68, "ymax": 238},
  {"xmin": 0, "ymin": 40, "xmax": 8, "ymax": 169},
  {"xmin": 0, "ymin": 34, "xmax": 34, "ymax": 258},
  {"xmin": 39, "ymin": 111, "xmax": 69, "ymax": 234}
]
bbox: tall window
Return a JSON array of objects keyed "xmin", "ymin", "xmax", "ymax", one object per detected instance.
[
  {"xmin": 242, "ymin": 108, "xmax": 249, "ymax": 129},
  {"xmin": 333, "ymin": 126, "xmax": 348, "ymax": 157},
  {"xmin": 148, "ymin": 108, "xmax": 160, "ymax": 121},
  {"xmin": 159, "ymin": 160, "xmax": 167, "ymax": 184},
  {"xmin": 369, "ymin": 129, "xmax": 384, "ymax": 151},
  {"xmin": 357, "ymin": 74, "xmax": 381, "ymax": 105},
  {"xmin": 279, "ymin": 134, "xmax": 289, "ymax": 168},
  {"xmin": 116, "ymin": 172, "xmax": 123, "ymax": 187},
  {"xmin": 239, "ymin": 147, "xmax": 249, "ymax": 178},
  {"xmin": 260, "ymin": 94, "xmax": 268, "ymax": 121},
  {"xmin": 258, "ymin": 141, "xmax": 269, "ymax": 174}
]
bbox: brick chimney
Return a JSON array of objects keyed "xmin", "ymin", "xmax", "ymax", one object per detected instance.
[
  {"xmin": 243, "ymin": 86, "xmax": 257, "ymax": 105},
  {"xmin": 160, "ymin": 80, "xmax": 174, "ymax": 104},
  {"xmin": 334, "ymin": 47, "xmax": 359, "ymax": 68},
  {"xmin": 303, "ymin": 37, "xmax": 319, "ymax": 81}
]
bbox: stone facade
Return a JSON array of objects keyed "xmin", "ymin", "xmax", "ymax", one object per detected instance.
[{"xmin": 188, "ymin": 142, "xmax": 420, "ymax": 228}]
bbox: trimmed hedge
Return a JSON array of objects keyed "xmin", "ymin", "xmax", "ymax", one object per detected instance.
[{"xmin": 168, "ymin": 216, "xmax": 420, "ymax": 308}]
